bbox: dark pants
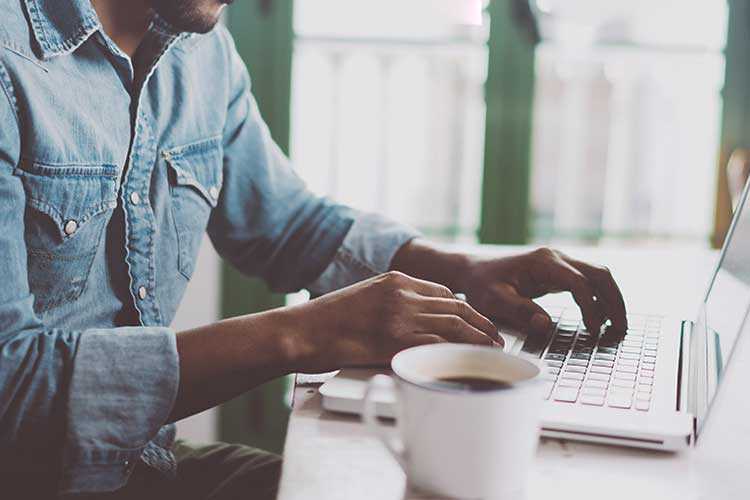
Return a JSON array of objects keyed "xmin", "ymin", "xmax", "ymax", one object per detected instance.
[{"xmin": 66, "ymin": 441, "xmax": 282, "ymax": 500}]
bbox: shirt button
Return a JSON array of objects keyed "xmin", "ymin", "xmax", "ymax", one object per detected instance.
[
  {"xmin": 130, "ymin": 192, "xmax": 141, "ymax": 205},
  {"xmin": 209, "ymin": 186, "xmax": 219, "ymax": 199},
  {"xmin": 64, "ymin": 220, "xmax": 78, "ymax": 236},
  {"xmin": 138, "ymin": 286, "xmax": 147, "ymax": 300}
]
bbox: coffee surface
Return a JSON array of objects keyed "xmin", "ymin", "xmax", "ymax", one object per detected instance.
[{"xmin": 423, "ymin": 376, "xmax": 512, "ymax": 392}]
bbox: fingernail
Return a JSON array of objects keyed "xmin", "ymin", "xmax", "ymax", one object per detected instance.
[
  {"xmin": 531, "ymin": 313, "xmax": 550, "ymax": 332},
  {"xmin": 493, "ymin": 340, "xmax": 505, "ymax": 349}
]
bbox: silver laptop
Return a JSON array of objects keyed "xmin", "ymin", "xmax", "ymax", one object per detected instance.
[{"xmin": 320, "ymin": 179, "xmax": 750, "ymax": 452}]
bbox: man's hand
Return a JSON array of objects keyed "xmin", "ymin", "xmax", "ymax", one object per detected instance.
[
  {"xmin": 287, "ymin": 271, "xmax": 501, "ymax": 373},
  {"xmin": 392, "ymin": 241, "xmax": 628, "ymax": 337}
]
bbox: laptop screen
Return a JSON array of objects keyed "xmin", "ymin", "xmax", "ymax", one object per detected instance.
[{"xmin": 696, "ymin": 179, "xmax": 750, "ymax": 431}]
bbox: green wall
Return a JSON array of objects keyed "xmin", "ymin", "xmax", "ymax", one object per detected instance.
[{"xmin": 220, "ymin": 0, "xmax": 295, "ymax": 454}]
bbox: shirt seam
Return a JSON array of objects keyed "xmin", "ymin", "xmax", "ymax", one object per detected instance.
[{"xmin": 0, "ymin": 58, "xmax": 20, "ymax": 129}]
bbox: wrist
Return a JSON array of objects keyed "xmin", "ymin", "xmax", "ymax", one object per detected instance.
[
  {"xmin": 269, "ymin": 303, "xmax": 328, "ymax": 373},
  {"xmin": 391, "ymin": 239, "xmax": 473, "ymax": 293}
]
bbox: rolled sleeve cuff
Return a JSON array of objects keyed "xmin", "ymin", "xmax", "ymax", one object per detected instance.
[
  {"xmin": 308, "ymin": 211, "xmax": 421, "ymax": 295},
  {"xmin": 60, "ymin": 327, "xmax": 179, "ymax": 494}
]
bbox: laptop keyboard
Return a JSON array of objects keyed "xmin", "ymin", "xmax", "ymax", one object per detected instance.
[{"xmin": 529, "ymin": 310, "xmax": 660, "ymax": 411}]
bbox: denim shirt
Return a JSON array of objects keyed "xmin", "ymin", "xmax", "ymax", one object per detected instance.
[{"xmin": 0, "ymin": 0, "xmax": 418, "ymax": 495}]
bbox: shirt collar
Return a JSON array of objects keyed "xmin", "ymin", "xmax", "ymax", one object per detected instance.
[
  {"xmin": 24, "ymin": 0, "xmax": 101, "ymax": 60},
  {"xmin": 24, "ymin": 0, "xmax": 191, "ymax": 60}
]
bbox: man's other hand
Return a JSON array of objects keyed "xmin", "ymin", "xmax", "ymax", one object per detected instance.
[{"xmin": 392, "ymin": 241, "xmax": 628, "ymax": 338}]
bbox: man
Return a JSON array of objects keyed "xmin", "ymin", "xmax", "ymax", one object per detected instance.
[{"xmin": 0, "ymin": 0, "xmax": 627, "ymax": 498}]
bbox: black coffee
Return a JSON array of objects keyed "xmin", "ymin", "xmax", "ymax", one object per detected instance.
[{"xmin": 423, "ymin": 376, "xmax": 512, "ymax": 392}]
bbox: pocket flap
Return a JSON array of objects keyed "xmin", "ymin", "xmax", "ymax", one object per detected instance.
[
  {"xmin": 162, "ymin": 136, "xmax": 223, "ymax": 207},
  {"xmin": 15, "ymin": 161, "xmax": 120, "ymax": 241}
]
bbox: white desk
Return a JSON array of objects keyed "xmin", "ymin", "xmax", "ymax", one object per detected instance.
[{"xmin": 278, "ymin": 246, "xmax": 750, "ymax": 500}]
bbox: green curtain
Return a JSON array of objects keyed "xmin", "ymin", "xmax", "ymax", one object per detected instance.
[
  {"xmin": 480, "ymin": 0, "xmax": 539, "ymax": 245},
  {"xmin": 219, "ymin": 0, "xmax": 295, "ymax": 454}
]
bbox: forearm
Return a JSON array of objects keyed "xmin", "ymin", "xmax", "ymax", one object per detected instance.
[
  {"xmin": 390, "ymin": 238, "xmax": 471, "ymax": 293},
  {"xmin": 169, "ymin": 306, "xmax": 313, "ymax": 422}
]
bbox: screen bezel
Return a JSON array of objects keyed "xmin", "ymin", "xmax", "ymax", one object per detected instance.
[{"xmin": 695, "ymin": 175, "xmax": 750, "ymax": 435}]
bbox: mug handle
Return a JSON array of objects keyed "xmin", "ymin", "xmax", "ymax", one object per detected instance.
[{"xmin": 362, "ymin": 374, "xmax": 407, "ymax": 470}]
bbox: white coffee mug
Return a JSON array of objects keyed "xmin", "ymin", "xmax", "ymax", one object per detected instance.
[{"xmin": 363, "ymin": 343, "xmax": 544, "ymax": 500}]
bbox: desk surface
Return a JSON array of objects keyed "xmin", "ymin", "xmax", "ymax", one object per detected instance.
[{"xmin": 278, "ymin": 246, "xmax": 750, "ymax": 500}]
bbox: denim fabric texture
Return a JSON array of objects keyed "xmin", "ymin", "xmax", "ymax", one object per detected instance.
[{"xmin": 0, "ymin": 0, "xmax": 418, "ymax": 495}]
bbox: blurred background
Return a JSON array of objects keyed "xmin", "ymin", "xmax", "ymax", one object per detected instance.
[{"xmin": 174, "ymin": 0, "xmax": 750, "ymax": 453}]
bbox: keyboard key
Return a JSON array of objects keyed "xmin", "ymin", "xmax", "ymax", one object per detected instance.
[
  {"xmin": 617, "ymin": 358, "xmax": 639, "ymax": 367},
  {"xmin": 553, "ymin": 387, "xmax": 579, "ymax": 402},
  {"xmin": 582, "ymin": 387, "xmax": 606, "ymax": 396},
  {"xmin": 580, "ymin": 395, "xmax": 606, "ymax": 406},
  {"xmin": 597, "ymin": 348, "xmax": 618, "ymax": 355},
  {"xmin": 612, "ymin": 379, "xmax": 635, "ymax": 389},
  {"xmin": 565, "ymin": 366, "xmax": 586, "ymax": 374},
  {"xmin": 614, "ymin": 372, "xmax": 637, "ymax": 381},
  {"xmin": 639, "ymin": 372, "xmax": 654, "ymax": 380},
  {"xmin": 544, "ymin": 375, "xmax": 558, "ymax": 382},
  {"xmin": 584, "ymin": 379, "xmax": 608, "ymax": 389},
  {"xmin": 641, "ymin": 363, "xmax": 656, "ymax": 372},
  {"xmin": 621, "ymin": 347, "xmax": 642, "ymax": 355},
  {"xmin": 588, "ymin": 373, "xmax": 610, "ymax": 381},
  {"xmin": 546, "ymin": 360, "xmax": 564, "ymax": 368},
  {"xmin": 622, "ymin": 340, "xmax": 642, "ymax": 348},
  {"xmin": 616, "ymin": 365, "xmax": 638, "ymax": 374},
  {"xmin": 590, "ymin": 366, "xmax": 612, "ymax": 375},
  {"xmin": 636, "ymin": 392, "xmax": 651, "ymax": 402},
  {"xmin": 561, "ymin": 372, "xmax": 584, "ymax": 381},
  {"xmin": 570, "ymin": 353, "xmax": 592, "ymax": 360},
  {"xmin": 545, "ymin": 353, "xmax": 566, "ymax": 362},
  {"xmin": 547, "ymin": 367, "xmax": 561, "ymax": 375},
  {"xmin": 594, "ymin": 353, "xmax": 616, "ymax": 361},
  {"xmin": 591, "ymin": 360, "xmax": 614, "ymax": 368},
  {"xmin": 637, "ymin": 385, "xmax": 652, "ymax": 394},
  {"xmin": 619, "ymin": 352, "xmax": 640, "ymax": 360},
  {"xmin": 567, "ymin": 359, "xmax": 588, "ymax": 367},
  {"xmin": 636, "ymin": 400, "xmax": 650, "ymax": 411},
  {"xmin": 607, "ymin": 393, "xmax": 633, "ymax": 409},
  {"xmin": 558, "ymin": 378, "xmax": 582, "ymax": 388}
]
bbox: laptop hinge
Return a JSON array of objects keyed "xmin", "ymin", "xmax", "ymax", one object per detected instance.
[{"xmin": 677, "ymin": 320, "xmax": 691, "ymax": 414}]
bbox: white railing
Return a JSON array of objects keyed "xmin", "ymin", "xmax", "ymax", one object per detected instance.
[{"xmin": 290, "ymin": 35, "xmax": 488, "ymax": 243}]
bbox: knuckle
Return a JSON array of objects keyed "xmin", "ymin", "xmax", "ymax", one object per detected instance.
[
  {"xmin": 599, "ymin": 265, "xmax": 613, "ymax": 278},
  {"xmin": 383, "ymin": 270, "xmax": 407, "ymax": 286},
  {"xmin": 533, "ymin": 246, "xmax": 556, "ymax": 260}
]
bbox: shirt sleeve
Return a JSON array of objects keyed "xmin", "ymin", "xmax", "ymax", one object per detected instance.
[
  {"xmin": 307, "ymin": 211, "xmax": 421, "ymax": 296},
  {"xmin": 0, "ymin": 61, "xmax": 179, "ymax": 495},
  {"xmin": 207, "ymin": 28, "xmax": 355, "ymax": 293}
]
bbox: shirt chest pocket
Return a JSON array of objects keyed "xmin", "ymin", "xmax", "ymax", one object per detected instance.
[
  {"xmin": 163, "ymin": 137, "xmax": 223, "ymax": 279},
  {"xmin": 15, "ymin": 162, "xmax": 120, "ymax": 312}
]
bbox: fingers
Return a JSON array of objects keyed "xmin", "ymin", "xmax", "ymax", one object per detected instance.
[
  {"xmin": 416, "ymin": 314, "xmax": 500, "ymax": 347},
  {"xmin": 490, "ymin": 283, "xmax": 552, "ymax": 335},
  {"xmin": 420, "ymin": 297, "xmax": 499, "ymax": 341},
  {"xmin": 398, "ymin": 273, "xmax": 455, "ymax": 299},
  {"xmin": 548, "ymin": 260, "xmax": 603, "ymax": 332},
  {"xmin": 402, "ymin": 334, "xmax": 448, "ymax": 349},
  {"xmin": 564, "ymin": 257, "xmax": 628, "ymax": 331}
]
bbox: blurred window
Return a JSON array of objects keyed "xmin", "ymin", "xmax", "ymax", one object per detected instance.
[
  {"xmin": 290, "ymin": 0, "xmax": 488, "ymax": 243},
  {"xmin": 529, "ymin": 0, "xmax": 729, "ymax": 246},
  {"xmin": 290, "ymin": 1, "xmax": 729, "ymax": 247}
]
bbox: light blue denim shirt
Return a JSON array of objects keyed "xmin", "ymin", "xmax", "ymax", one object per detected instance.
[{"xmin": 0, "ymin": 0, "xmax": 418, "ymax": 495}]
